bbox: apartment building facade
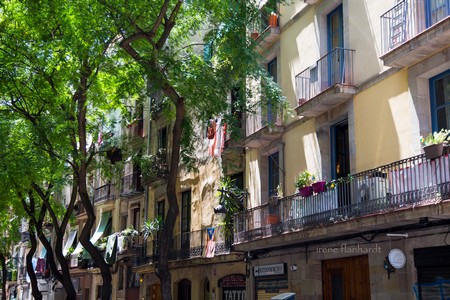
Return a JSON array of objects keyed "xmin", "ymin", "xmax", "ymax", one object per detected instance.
[{"xmin": 234, "ymin": 0, "xmax": 450, "ymax": 299}]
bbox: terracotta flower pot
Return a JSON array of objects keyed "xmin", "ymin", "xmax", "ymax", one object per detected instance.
[
  {"xmin": 269, "ymin": 13, "xmax": 278, "ymax": 27},
  {"xmin": 266, "ymin": 214, "xmax": 280, "ymax": 224},
  {"xmin": 299, "ymin": 186, "xmax": 313, "ymax": 197}
]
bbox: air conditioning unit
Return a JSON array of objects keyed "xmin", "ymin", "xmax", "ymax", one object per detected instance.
[{"xmin": 357, "ymin": 176, "xmax": 387, "ymax": 202}]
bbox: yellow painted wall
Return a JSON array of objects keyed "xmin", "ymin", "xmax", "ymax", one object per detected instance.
[
  {"xmin": 279, "ymin": 8, "xmax": 318, "ymax": 123},
  {"xmin": 347, "ymin": 0, "xmax": 392, "ymax": 83},
  {"xmin": 354, "ymin": 69, "xmax": 419, "ymax": 171},
  {"xmin": 283, "ymin": 119, "xmax": 322, "ymax": 195}
]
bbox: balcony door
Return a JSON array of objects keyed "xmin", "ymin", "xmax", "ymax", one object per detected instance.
[
  {"xmin": 266, "ymin": 58, "xmax": 278, "ymax": 125},
  {"xmin": 180, "ymin": 190, "xmax": 191, "ymax": 258},
  {"xmin": 268, "ymin": 152, "xmax": 280, "ymax": 197},
  {"xmin": 327, "ymin": 5, "xmax": 344, "ymax": 86},
  {"xmin": 331, "ymin": 120, "xmax": 350, "ymax": 208},
  {"xmin": 430, "ymin": 70, "xmax": 450, "ymax": 131},
  {"xmin": 426, "ymin": 0, "xmax": 450, "ymax": 28}
]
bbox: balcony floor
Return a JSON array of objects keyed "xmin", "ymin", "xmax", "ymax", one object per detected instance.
[
  {"xmin": 233, "ymin": 199, "xmax": 450, "ymax": 252},
  {"xmin": 295, "ymin": 84, "xmax": 356, "ymax": 117},
  {"xmin": 381, "ymin": 17, "xmax": 450, "ymax": 68}
]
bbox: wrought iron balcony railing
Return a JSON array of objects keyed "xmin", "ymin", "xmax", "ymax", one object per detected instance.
[
  {"xmin": 121, "ymin": 171, "xmax": 144, "ymax": 196},
  {"xmin": 234, "ymin": 150, "xmax": 450, "ymax": 244},
  {"xmin": 93, "ymin": 183, "xmax": 117, "ymax": 204},
  {"xmin": 381, "ymin": 0, "xmax": 450, "ymax": 55},
  {"xmin": 295, "ymin": 48, "xmax": 355, "ymax": 105},
  {"xmin": 141, "ymin": 148, "xmax": 170, "ymax": 185},
  {"xmin": 132, "ymin": 227, "xmax": 232, "ymax": 267}
]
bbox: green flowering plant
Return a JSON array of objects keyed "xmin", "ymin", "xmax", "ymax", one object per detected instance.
[
  {"xmin": 295, "ymin": 170, "xmax": 315, "ymax": 189},
  {"xmin": 420, "ymin": 129, "xmax": 450, "ymax": 146},
  {"xmin": 120, "ymin": 226, "xmax": 139, "ymax": 238}
]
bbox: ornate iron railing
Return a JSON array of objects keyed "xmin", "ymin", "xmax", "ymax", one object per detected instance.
[
  {"xmin": 121, "ymin": 171, "xmax": 144, "ymax": 196},
  {"xmin": 234, "ymin": 150, "xmax": 450, "ymax": 243},
  {"xmin": 381, "ymin": 0, "xmax": 450, "ymax": 54},
  {"xmin": 93, "ymin": 183, "xmax": 117, "ymax": 203},
  {"xmin": 132, "ymin": 227, "xmax": 232, "ymax": 267},
  {"xmin": 295, "ymin": 48, "xmax": 355, "ymax": 104}
]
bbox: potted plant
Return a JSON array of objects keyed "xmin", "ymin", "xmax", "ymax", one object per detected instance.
[
  {"xmin": 420, "ymin": 129, "xmax": 450, "ymax": 160},
  {"xmin": 312, "ymin": 179, "xmax": 327, "ymax": 193},
  {"xmin": 295, "ymin": 170, "xmax": 315, "ymax": 197}
]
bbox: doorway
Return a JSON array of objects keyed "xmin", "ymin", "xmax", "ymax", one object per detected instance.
[
  {"xmin": 331, "ymin": 120, "xmax": 350, "ymax": 208},
  {"xmin": 322, "ymin": 256, "xmax": 371, "ymax": 300}
]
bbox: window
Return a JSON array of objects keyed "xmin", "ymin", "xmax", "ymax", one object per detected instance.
[
  {"xmin": 231, "ymin": 87, "xmax": 243, "ymax": 130},
  {"xmin": 203, "ymin": 40, "xmax": 213, "ymax": 63},
  {"xmin": 180, "ymin": 190, "xmax": 191, "ymax": 258},
  {"xmin": 156, "ymin": 200, "xmax": 165, "ymax": 221},
  {"xmin": 327, "ymin": 5, "xmax": 344, "ymax": 86},
  {"xmin": 430, "ymin": 70, "xmax": 450, "ymax": 131},
  {"xmin": 158, "ymin": 127, "xmax": 168, "ymax": 150},
  {"xmin": 426, "ymin": 0, "xmax": 450, "ymax": 28},
  {"xmin": 268, "ymin": 152, "xmax": 280, "ymax": 197},
  {"xmin": 132, "ymin": 206, "xmax": 140, "ymax": 231},
  {"xmin": 327, "ymin": 5, "xmax": 343, "ymax": 51},
  {"xmin": 266, "ymin": 58, "xmax": 278, "ymax": 125}
]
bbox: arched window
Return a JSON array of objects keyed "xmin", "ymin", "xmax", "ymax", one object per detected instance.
[{"xmin": 178, "ymin": 279, "xmax": 191, "ymax": 300}]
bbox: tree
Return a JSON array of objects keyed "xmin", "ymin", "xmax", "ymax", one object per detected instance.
[
  {"xmin": 0, "ymin": 1, "xmax": 287, "ymax": 300},
  {"xmin": 0, "ymin": 1, "xmax": 141, "ymax": 299},
  {"xmin": 98, "ymin": 0, "xmax": 287, "ymax": 299}
]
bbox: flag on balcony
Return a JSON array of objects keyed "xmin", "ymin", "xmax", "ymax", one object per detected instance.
[
  {"xmin": 204, "ymin": 227, "xmax": 215, "ymax": 258},
  {"xmin": 208, "ymin": 117, "xmax": 227, "ymax": 157}
]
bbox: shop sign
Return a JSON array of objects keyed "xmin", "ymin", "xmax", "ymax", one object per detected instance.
[
  {"xmin": 256, "ymin": 278, "xmax": 288, "ymax": 290},
  {"xmin": 253, "ymin": 263, "xmax": 285, "ymax": 277},
  {"xmin": 223, "ymin": 288, "xmax": 246, "ymax": 300},
  {"xmin": 219, "ymin": 274, "xmax": 246, "ymax": 288}
]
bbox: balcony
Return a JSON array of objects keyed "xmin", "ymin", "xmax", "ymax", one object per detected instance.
[
  {"xmin": 251, "ymin": 11, "xmax": 280, "ymax": 54},
  {"xmin": 132, "ymin": 227, "xmax": 233, "ymax": 268},
  {"xmin": 74, "ymin": 201, "xmax": 86, "ymax": 217},
  {"xmin": 93, "ymin": 183, "xmax": 117, "ymax": 204},
  {"xmin": 120, "ymin": 171, "xmax": 144, "ymax": 197},
  {"xmin": 127, "ymin": 118, "xmax": 144, "ymax": 138},
  {"xmin": 141, "ymin": 148, "xmax": 169, "ymax": 186},
  {"xmin": 244, "ymin": 108, "xmax": 283, "ymax": 148},
  {"xmin": 234, "ymin": 150, "xmax": 450, "ymax": 248},
  {"xmin": 381, "ymin": 0, "xmax": 450, "ymax": 67},
  {"xmin": 295, "ymin": 48, "xmax": 356, "ymax": 117}
]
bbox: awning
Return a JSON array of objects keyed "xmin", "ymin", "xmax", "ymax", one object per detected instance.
[
  {"xmin": 62, "ymin": 230, "xmax": 77, "ymax": 257},
  {"xmin": 90, "ymin": 211, "xmax": 111, "ymax": 245},
  {"xmin": 72, "ymin": 211, "xmax": 111, "ymax": 255}
]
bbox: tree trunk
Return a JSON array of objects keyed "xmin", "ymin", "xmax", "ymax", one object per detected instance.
[
  {"xmin": 76, "ymin": 58, "xmax": 112, "ymax": 300},
  {"xmin": 0, "ymin": 253, "xmax": 7, "ymax": 300},
  {"xmin": 33, "ymin": 184, "xmax": 78, "ymax": 300},
  {"xmin": 156, "ymin": 97, "xmax": 186, "ymax": 300},
  {"xmin": 27, "ymin": 230, "xmax": 43, "ymax": 300}
]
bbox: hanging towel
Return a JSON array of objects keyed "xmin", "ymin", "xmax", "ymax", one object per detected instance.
[{"xmin": 104, "ymin": 234, "xmax": 117, "ymax": 264}]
